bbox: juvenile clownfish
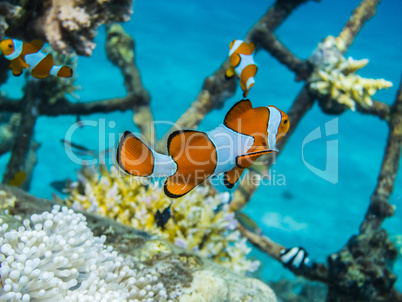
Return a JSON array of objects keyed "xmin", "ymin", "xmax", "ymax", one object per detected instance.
[
  {"xmin": 116, "ymin": 99, "xmax": 290, "ymax": 198},
  {"xmin": 0, "ymin": 39, "xmax": 73, "ymax": 79},
  {"xmin": 226, "ymin": 39, "xmax": 257, "ymax": 97}
]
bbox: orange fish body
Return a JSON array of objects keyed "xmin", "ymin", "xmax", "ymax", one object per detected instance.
[
  {"xmin": 226, "ymin": 39, "xmax": 257, "ymax": 97},
  {"xmin": 0, "ymin": 39, "xmax": 73, "ymax": 79},
  {"xmin": 117, "ymin": 99, "xmax": 289, "ymax": 198}
]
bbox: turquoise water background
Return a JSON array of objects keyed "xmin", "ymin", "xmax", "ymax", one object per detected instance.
[{"xmin": 1, "ymin": 0, "xmax": 401, "ymax": 291}]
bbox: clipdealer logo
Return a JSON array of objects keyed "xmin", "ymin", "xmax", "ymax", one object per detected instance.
[{"xmin": 301, "ymin": 118, "xmax": 339, "ymax": 184}]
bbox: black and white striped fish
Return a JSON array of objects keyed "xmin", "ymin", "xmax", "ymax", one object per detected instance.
[{"xmin": 280, "ymin": 247, "xmax": 310, "ymax": 269}]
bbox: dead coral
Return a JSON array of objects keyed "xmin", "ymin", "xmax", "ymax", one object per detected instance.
[
  {"xmin": 0, "ymin": 1, "xmax": 21, "ymax": 40},
  {"xmin": 3, "ymin": 0, "xmax": 133, "ymax": 56},
  {"xmin": 42, "ymin": 0, "xmax": 133, "ymax": 56}
]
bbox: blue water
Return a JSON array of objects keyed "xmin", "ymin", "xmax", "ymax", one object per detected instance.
[{"xmin": 1, "ymin": 0, "xmax": 401, "ymax": 292}]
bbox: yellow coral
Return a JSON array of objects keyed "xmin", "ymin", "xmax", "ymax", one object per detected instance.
[
  {"xmin": 65, "ymin": 165, "xmax": 259, "ymax": 273},
  {"xmin": 309, "ymin": 37, "xmax": 392, "ymax": 111}
]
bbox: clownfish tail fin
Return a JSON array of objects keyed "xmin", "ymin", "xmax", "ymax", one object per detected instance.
[
  {"xmin": 116, "ymin": 131, "xmax": 154, "ymax": 177},
  {"xmin": 51, "ymin": 65, "xmax": 73, "ymax": 78}
]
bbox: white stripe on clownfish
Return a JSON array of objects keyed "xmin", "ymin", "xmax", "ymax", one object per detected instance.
[
  {"xmin": 234, "ymin": 53, "xmax": 256, "ymax": 78},
  {"xmin": 267, "ymin": 106, "xmax": 282, "ymax": 151},
  {"xmin": 25, "ymin": 51, "xmax": 48, "ymax": 70},
  {"xmin": 148, "ymin": 150, "xmax": 177, "ymax": 178},
  {"xmin": 229, "ymin": 39, "xmax": 244, "ymax": 56},
  {"xmin": 50, "ymin": 65, "xmax": 62, "ymax": 76},
  {"xmin": 206, "ymin": 124, "xmax": 254, "ymax": 175},
  {"xmin": 246, "ymin": 77, "xmax": 255, "ymax": 90},
  {"xmin": 5, "ymin": 39, "xmax": 23, "ymax": 60}
]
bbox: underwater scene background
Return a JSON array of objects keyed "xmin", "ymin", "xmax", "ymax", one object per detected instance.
[{"xmin": 0, "ymin": 0, "xmax": 401, "ymax": 300}]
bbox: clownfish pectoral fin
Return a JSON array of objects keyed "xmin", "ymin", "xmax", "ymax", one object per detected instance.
[
  {"xmin": 224, "ymin": 166, "xmax": 244, "ymax": 189},
  {"xmin": 236, "ymin": 149, "xmax": 277, "ymax": 169},
  {"xmin": 116, "ymin": 131, "xmax": 154, "ymax": 177},
  {"xmin": 11, "ymin": 66, "xmax": 23, "ymax": 76},
  {"xmin": 225, "ymin": 67, "xmax": 235, "ymax": 79},
  {"xmin": 17, "ymin": 58, "xmax": 30, "ymax": 69},
  {"xmin": 164, "ymin": 129, "xmax": 217, "ymax": 198},
  {"xmin": 30, "ymin": 39, "xmax": 44, "ymax": 50},
  {"xmin": 9, "ymin": 61, "xmax": 23, "ymax": 76},
  {"xmin": 229, "ymin": 53, "xmax": 241, "ymax": 67}
]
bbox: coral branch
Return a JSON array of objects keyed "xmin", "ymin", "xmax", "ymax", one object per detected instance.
[
  {"xmin": 360, "ymin": 77, "xmax": 402, "ymax": 234},
  {"xmin": 229, "ymin": 171, "xmax": 260, "ymax": 212},
  {"xmin": 253, "ymin": 32, "xmax": 309, "ymax": 77},
  {"xmin": 2, "ymin": 82, "xmax": 38, "ymax": 188},
  {"xmin": 0, "ymin": 95, "xmax": 141, "ymax": 116},
  {"xmin": 356, "ymin": 99, "xmax": 391, "ymax": 120},
  {"xmin": 336, "ymin": 0, "xmax": 381, "ymax": 53},
  {"xmin": 325, "ymin": 77, "xmax": 402, "ymax": 302},
  {"xmin": 105, "ymin": 24, "xmax": 155, "ymax": 144},
  {"xmin": 0, "ymin": 96, "xmax": 20, "ymax": 112},
  {"xmin": 238, "ymin": 224, "xmax": 329, "ymax": 283}
]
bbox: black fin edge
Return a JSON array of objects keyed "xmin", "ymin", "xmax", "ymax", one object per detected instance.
[{"xmin": 115, "ymin": 131, "xmax": 154, "ymax": 176}]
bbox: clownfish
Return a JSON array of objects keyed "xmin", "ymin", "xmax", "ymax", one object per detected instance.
[
  {"xmin": 0, "ymin": 39, "xmax": 73, "ymax": 79},
  {"xmin": 226, "ymin": 39, "xmax": 257, "ymax": 97},
  {"xmin": 116, "ymin": 99, "xmax": 289, "ymax": 198}
]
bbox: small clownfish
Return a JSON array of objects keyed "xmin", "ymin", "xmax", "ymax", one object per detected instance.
[
  {"xmin": 226, "ymin": 39, "xmax": 257, "ymax": 97},
  {"xmin": 116, "ymin": 99, "xmax": 289, "ymax": 198},
  {"xmin": 0, "ymin": 39, "xmax": 73, "ymax": 79}
]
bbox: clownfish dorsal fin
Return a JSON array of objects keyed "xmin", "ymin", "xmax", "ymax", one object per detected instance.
[
  {"xmin": 30, "ymin": 40, "xmax": 44, "ymax": 50},
  {"xmin": 164, "ymin": 129, "xmax": 217, "ymax": 198},
  {"xmin": 224, "ymin": 166, "xmax": 244, "ymax": 189},
  {"xmin": 223, "ymin": 99, "xmax": 253, "ymax": 131},
  {"xmin": 236, "ymin": 148, "xmax": 277, "ymax": 169},
  {"xmin": 248, "ymin": 42, "xmax": 255, "ymax": 53}
]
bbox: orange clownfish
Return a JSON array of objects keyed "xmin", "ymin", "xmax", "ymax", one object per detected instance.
[
  {"xmin": 0, "ymin": 39, "xmax": 73, "ymax": 79},
  {"xmin": 226, "ymin": 39, "xmax": 257, "ymax": 97},
  {"xmin": 116, "ymin": 99, "xmax": 290, "ymax": 198}
]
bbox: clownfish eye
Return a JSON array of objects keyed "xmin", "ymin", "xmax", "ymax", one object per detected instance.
[
  {"xmin": 8, "ymin": 44, "xmax": 12, "ymax": 48},
  {"xmin": 283, "ymin": 119, "xmax": 288, "ymax": 125}
]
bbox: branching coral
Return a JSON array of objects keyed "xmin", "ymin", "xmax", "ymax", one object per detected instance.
[
  {"xmin": 0, "ymin": 205, "xmax": 173, "ymax": 301},
  {"xmin": 65, "ymin": 165, "xmax": 260, "ymax": 274},
  {"xmin": 308, "ymin": 36, "xmax": 392, "ymax": 112},
  {"xmin": 0, "ymin": 2, "xmax": 21, "ymax": 41},
  {"xmin": 41, "ymin": 0, "xmax": 133, "ymax": 55}
]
